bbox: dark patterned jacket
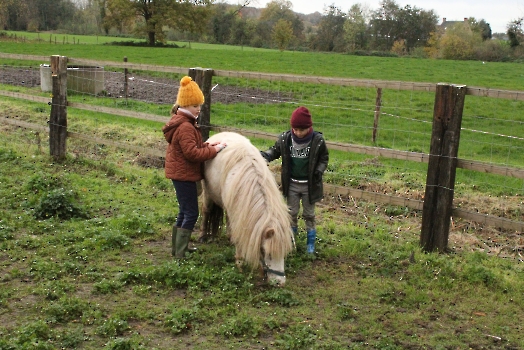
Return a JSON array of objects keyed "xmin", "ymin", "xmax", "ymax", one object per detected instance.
[{"xmin": 261, "ymin": 130, "xmax": 329, "ymax": 204}]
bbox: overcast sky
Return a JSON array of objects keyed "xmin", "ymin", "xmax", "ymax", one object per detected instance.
[{"xmin": 236, "ymin": 0, "xmax": 524, "ymax": 33}]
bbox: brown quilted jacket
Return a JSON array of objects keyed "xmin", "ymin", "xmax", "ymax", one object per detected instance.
[{"xmin": 162, "ymin": 112, "xmax": 217, "ymax": 181}]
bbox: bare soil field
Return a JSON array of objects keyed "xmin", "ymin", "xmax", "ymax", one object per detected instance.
[{"xmin": 0, "ymin": 66, "xmax": 289, "ymax": 105}]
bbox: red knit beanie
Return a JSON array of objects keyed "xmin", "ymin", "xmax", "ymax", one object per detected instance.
[{"xmin": 290, "ymin": 106, "xmax": 312, "ymax": 128}]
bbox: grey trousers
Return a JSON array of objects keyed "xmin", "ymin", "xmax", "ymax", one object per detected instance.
[{"xmin": 288, "ymin": 181, "xmax": 316, "ymax": 231}]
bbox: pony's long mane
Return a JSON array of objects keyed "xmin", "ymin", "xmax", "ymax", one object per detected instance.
[{"xmin": 204, "ymin": 133, "xmax": 293, "ymax": 268}]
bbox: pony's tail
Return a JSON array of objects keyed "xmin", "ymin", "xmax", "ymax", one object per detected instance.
[{"xmin": 200, "ymin": 201, "xmax": 224, "ymax": 242}]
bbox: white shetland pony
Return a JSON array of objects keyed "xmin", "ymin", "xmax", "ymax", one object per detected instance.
[{"xmin": 201, "ymin": 132, "xmax": 294, "ymax": 286}]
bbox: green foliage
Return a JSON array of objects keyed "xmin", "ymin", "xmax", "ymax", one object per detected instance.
[
  {"xmin": 148, "ymin": 172, "xmax": 170, "ymax": 191},
  {"xmin": 97, "ymin": 316, "xmax": 130, "ymax": 337},
  {"xmin": 93, "ymin": 279, "xmax": 125, "ymax": 294},
  {"xmin": 0, "ymin": 223, "xmax": 15, "ymax": 241},
  {"xmin": 119, "ymin": 260, "xmax": 248, "ymax": 291},
  {"xmin": 11, "ymin": 320, "xmax": 53, "ymax": 350},
  {"xmin": 253, "ymin": 288, "xmax": 301, "ymax": 307},
  {"xmin": 112, "ymin": 212, "xmax": 156, "ymax": 238},
  {"xmin": 275, "ymin": 323, "xmax": 317, "ymax": 349},
  {"xmin": 104, "ymin": 337, "xmax": 146, "ymax": 350},
  {"xmin": 337, "ymin": 302, "xmax": 358, "ymax": 321},
  {"xmin": 164, "ymin": 307, "xmax": 198, "ymax": 335},
  {"xmin": 26, "ymin": 171, "xmax": 67, "ymax": 193},
  {"xmin": 33, "ymin": 188, "xmax": 89, "ymax": 220},
  {"xmin": 45, "ymin": 296, "xmax": 89, "ymax": 324},
  {"xmin": 0, "ymin": 148, "xmax": 18, "ymax": 162},
  {"xmin": 272, "ymin": 19, "xmax": 294, "ymax": 51},
  {"xmin": 216, "ymin": 315, "xmax": 262, "ymax": 338},
  {"xmin": 93, "ymin": 231, "xmax": 130, "ymax": 251},
  {"xmin": 35, "ymin": 280, "xmax": 76, "ymax": 301},
  {"xmin": 56, "ymin": 327, "xmax": 85, "ymax": 349}
]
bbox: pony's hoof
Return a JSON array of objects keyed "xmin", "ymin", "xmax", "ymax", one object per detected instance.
[{"xmin": 198, "ymin": 235, "xmax": 211, "ymax": 243}]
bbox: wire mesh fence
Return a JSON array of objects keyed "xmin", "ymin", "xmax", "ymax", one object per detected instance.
[{"xmin": 0, "ymin": 58, "xmax": 522, "ymax": 233}]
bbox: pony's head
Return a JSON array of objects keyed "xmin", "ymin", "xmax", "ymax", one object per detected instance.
[{"xmin": 260, "ymin": 229, "xmax": 286, "ymax": 286}]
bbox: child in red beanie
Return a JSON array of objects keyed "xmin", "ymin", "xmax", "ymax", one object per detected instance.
[{"xmin": 261, "ymin": 106, "xmax": 329, "ymax": 254}]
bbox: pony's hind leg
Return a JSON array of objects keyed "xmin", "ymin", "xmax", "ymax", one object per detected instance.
[{"xmin": 200, "ymin": 200, "xmax": 224, "ymax": 242}]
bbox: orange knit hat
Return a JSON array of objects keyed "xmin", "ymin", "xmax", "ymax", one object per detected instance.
[{"xmin": 175, "ymin": 76, "xmax": 204, "ymax": 107}]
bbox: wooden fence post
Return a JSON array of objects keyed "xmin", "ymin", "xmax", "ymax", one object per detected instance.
[
  {"xmin": 372, "ymin": 87, "xmax": 382, "ymax": 144},
  {"xmin": 123, "ymin": 57, "xmax": 128, "ymax": 100},
  {"xmin": 188, "ymin": 67, "xmax": 214, "ymax": 140},
  {"xmin": 420, "ymin": 83, "xmax": 466, "ymax": 252},
  {"xmin": 49, "ymin": 55, "xmax": 68, "ymax": 161}
]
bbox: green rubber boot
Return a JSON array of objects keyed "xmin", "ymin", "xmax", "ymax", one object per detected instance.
[
  {"xmin": 171, "ymin": 225, "xmax": 178, "ymax": 257},
  {"xmin": 175, "ymin": 228, "xmax": 193, "ymax": 258}
]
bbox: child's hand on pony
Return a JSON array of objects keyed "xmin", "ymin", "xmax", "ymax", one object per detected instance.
[{"xmin": 212, "ymin": 142, "xmax": 227, "ymax": 152}]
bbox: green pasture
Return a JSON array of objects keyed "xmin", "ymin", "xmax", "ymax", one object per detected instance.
[
  {"xmin": 1, "ymin": 31, "xmax": 524, "ymax": 89},
  {"xmin": 1, "ymin": 31, "xmax": 523, "ymax": 350},
  {"xmin": 1, "ymin": 98, "xmax": 524, "ymax": 349},
  {"xmin": 0, "ymin": 34, "xmax": 522, "ymax": 199}
]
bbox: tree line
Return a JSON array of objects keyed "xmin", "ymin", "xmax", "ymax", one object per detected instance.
[{"xmin": 1, "ymin": 0, "xmax": 523, "ymax": 61}]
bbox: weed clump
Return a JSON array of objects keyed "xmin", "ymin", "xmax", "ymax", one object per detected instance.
[{"xmin": 33, "ymin": 188, "xmax": 89, "ymax": 220}]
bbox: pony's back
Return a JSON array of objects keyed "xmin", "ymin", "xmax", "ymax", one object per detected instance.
[{"xmin": 203, "ymin": 132, "xmax": 293, "ymax": 268}]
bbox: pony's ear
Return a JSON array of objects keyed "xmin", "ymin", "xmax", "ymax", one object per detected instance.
[{"xmin": 264, "ymin": 229, "xmax": 275, "ymax": 240}]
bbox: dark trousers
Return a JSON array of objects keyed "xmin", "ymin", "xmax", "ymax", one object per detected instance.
[{"xmin": 172, "ymin": 180, "xmax": 199, "ymax": 231}]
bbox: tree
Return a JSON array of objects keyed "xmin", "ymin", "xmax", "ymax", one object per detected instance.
[
  {"xmin": 257, "ymin": 0, "xmax": 303, "ymax": 46},
  {"xmin": 104, "ymin": 0, "xmax": 213, "ymax": 46},
  {"xmin": 438, "ymin": 21, "xmax": 481, "ymax": 60},
  {"xmin": 65, "ymin": 0, "xmax": 104, "ymax": 34},
  {"xmin": 507, "ymin": 17, "xmax": 523, "ymax": 48},
  {"xmin": 343, "ymin": 3, "xmax": 369, "ymax": 51},
  {"xmin": 0, "ymin": 0, "xmax": 78, "ymax": 31},
  {"xmin": 369, "ymin": 0, "xmax": 436, "ymax": 52},
  {"xmin": 395, "ymin": 5, "xmax": 437, "ymax": 51},
  {"xmin": 229, "ymin": 17, "xmax": 255, "ymax": 46},
  {"xmin": 0, "ymin": 0, "xmax": 26, "ymax": 30},
  {"xmin": 272, "ymin": 18, "xmax": 294, "ymax": 50},
  {"xmin": 209, "ymin": 3, "xmax": 236, "ymax": 44},
  {"xmin": 310, "ymin": 4, "xmax": 346, "ymax": 52},
  {"xmin": 390, "ymin": 38, "xmax": 406, "ymax": 55},
  {"xmin": 469, "ymin": 18, "xmax": 492, "ymax": 41},
  {"xmin": 423, "ymin": 31, "xmax": 440, "ymax": 58},
  {"xmin": 369, "ymin": 0, "xmax": 400, "ymax": 51}
]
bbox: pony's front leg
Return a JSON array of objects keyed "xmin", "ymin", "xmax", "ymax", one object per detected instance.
[{"xmin": 235, "ymin": 247, "xmax": 244, "ymax": 272}]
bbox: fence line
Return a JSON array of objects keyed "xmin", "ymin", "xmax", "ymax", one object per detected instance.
[
  {"xmin": 3, "ymin": 100, "xmax": 521, "ymax": 180},
  {"xmin": 2, "ymin": 53, "xmax": 522, "ymax": 100},
  {"xmin": 1, "ymin": 53, "xmax": 523, "ymax": 250},
  {"xmin": 2, "ymin": 115, "xmax": 523, "ymax": 234}
]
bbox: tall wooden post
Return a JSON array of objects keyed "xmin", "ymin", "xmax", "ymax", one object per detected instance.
[
  {"xmin": 420, "ymin": 83, "xmax": 466, "ymax": 252},
  {"xmin": 372, "ymin": 87, "xmax": 382, "ymax": 144},
  {"xmin": 188, "ymin": 67, "xmax": 214, "ymax": 140},
  {"xmin": 49, "ymin": 55, "xmax": 68, "ymax": 161}
]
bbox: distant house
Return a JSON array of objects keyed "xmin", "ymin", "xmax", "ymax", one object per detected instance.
[{"xmin": 440, "ymin": 17, "xmax": 469, "ymax": 30}]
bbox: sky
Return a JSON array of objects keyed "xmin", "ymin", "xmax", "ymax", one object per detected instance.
[{"xmin": 233, "ymin": 0, "xmax": 524, "ymax": 34}]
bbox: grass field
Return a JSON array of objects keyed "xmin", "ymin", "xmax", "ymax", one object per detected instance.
[
  {"xmin": 1, "ymin": 100, "xmax": 523, "ymax": 349},
  {"xmin": 1, "ymin": 32, "xmax": 523, "ymax": 349},
  {"xmin": 1, "ymin": 31, "xmax": 524, "ymax": 90}
]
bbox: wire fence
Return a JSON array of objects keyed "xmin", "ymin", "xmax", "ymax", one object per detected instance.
[{"xmin": 0, "ymin": 55, "xmax": 523, "ymax": 237}]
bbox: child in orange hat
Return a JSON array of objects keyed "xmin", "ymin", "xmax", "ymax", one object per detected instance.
[{"xmin": 162, "ymin": 76, "xmax": 226, "ymax": 258}]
